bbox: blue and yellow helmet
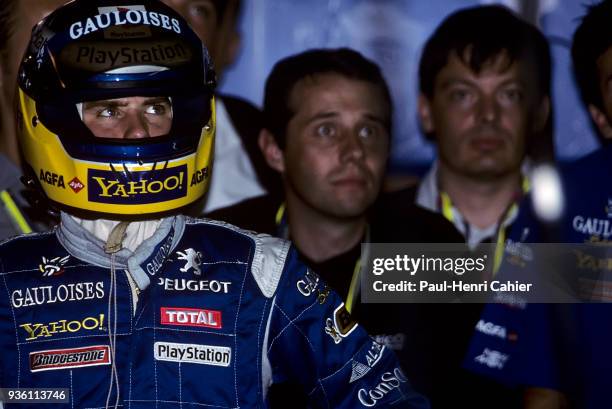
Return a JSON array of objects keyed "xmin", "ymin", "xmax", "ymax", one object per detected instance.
[{"xmin": 17, "ymin": 0, "xmax": 216, "ymax": 218}]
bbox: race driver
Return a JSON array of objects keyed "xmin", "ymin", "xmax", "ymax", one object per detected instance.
[{"xmin": 0, "ymin": 0, "xmax": 429, "ymax": 408}]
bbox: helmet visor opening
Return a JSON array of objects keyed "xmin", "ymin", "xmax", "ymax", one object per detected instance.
[{"xmin": 80, "ymin": 95, "xmax": 173, "ymax": 139}]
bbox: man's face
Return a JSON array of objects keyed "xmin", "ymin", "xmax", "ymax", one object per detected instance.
[
  {"xmin": 82, "ymin": 96, "xmax": 172, "ymax": 139},
  {"xmin": 279, "ymin": 73, "xmax": 389, "ymax": 219},
  {"xmin": 419, "ymin": 53, "xmax": 544, "ymax": 181},
  {"xmin": 160, "ymin": 0, "xmax": 239, "ymax": 75}
]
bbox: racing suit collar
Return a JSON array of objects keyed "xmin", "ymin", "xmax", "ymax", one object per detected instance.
[
  {"xmin": 57, "ymin": 212, "xmax": 185, "ymax": 290},
  {"xmin": 68, "ymin": 216, "xmax": 163, "ymax": 252}
]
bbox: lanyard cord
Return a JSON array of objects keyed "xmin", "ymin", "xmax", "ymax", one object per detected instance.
[
  {"xmin": 275, "ymin": 202, "xmax": 369, "ymax": 314},
  {"xmin": 0, "ymin": 190, "xmax": 32, "ymax": 234},
  {"xmin": 345, "ymin": 227, "xmax": 370, "ymax": 314},
  {"xmin": 275, "ymin": 202, "xmax": 289, "ymax": 239},
  {"xmin": 438, "ymin": 177, "xmax": 530, "ymax": 275}
]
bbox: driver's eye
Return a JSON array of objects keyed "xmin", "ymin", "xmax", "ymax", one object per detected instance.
[{"xmin": 98, "ymin": 107, "xmax": 119, "ymax": 118}]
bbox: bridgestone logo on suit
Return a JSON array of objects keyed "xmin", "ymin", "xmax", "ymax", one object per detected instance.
[
  {"xmin": 154, "ymin": 342, "xmax": 231, "ymax": 367},
  {"xmin": 30, "ymin": 345, "xmax": 110, "ymax": 372}
]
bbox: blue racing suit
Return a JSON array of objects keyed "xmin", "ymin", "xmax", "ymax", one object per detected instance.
[
  {"xmin": 0, "ymin": 213, "xmax": 428, "ymax": 408},
  {"xmin": 464, "ymin": 145, "xmax": 612, "ymax": 408}
]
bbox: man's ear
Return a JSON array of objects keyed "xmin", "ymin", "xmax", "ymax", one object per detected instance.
[
  {"xmin": 258, "ymin": 129, "xmax": 285, "ymax": 173},
  {"xmin": 417, "ymin": 93, "xmax": 435, "ymax": 134},
  {"xmin": 588, "ymin": 104, "xmax": 612, "ymax": 140}
]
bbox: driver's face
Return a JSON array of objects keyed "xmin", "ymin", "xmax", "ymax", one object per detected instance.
[{"xmin": 82, "ymin": 96, "xmax": 172, "ymax": 139}]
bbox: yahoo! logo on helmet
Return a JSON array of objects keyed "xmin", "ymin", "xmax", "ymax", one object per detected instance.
[{"xmin": 88, "ymin": 165, "xmax": 187, "ymax": 204}]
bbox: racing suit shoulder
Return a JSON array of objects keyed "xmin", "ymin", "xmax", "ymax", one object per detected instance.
[
  {"xmin": 185, "ymin": 217, "xmax": 290, "ymax": 298},
  {"xmin": 0, "ymin": 229, "xmax": 56, "ymax": 247},
  {"xmin": 0, "ymin": 230, "xmax": 61, "ymax": 273},
  {"xmin": 265, "ymin": 251, "xmax": 430, "ymax": 408}
]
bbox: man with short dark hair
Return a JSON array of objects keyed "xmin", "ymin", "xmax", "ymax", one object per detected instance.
[
  {"xmin": 377, "ymin": 7, "xmax": 552, "ymax": 408},
  {"xmin": 209, "ymin": 47, "xmax": 458, "ymax": 308},
  {"xmin": 212, "ymin": 48, "xmax": 393, "ymax": 266},
  {"xmin": 391, "ymin": 5, "xmax": 552, "ymax": 248},
  {"xmin": 208, "ymin": 48, "xmax": 464, "ymax": 407}
]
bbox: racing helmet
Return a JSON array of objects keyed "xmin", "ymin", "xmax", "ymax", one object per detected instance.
[{"xmin": 17, "ymin": 0, "xmax": 216, "ymax": 218}]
